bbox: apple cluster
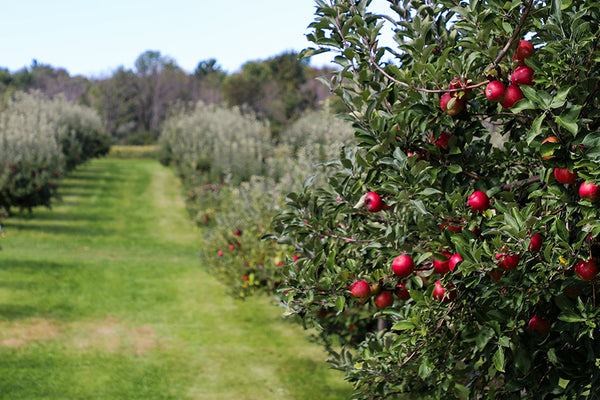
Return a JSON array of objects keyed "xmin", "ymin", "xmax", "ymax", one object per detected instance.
[{"xmin": 484, "ymin": 40, "xmax": 534, "ymax": 108}]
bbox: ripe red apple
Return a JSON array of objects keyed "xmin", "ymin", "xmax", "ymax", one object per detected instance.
[
  {"xmin": 395, "ymin": 282, "xmax": 410, "ymax": 300},
  {"xmin": 515, "ymin": 40, "xmax": 534, "ymax": 61},
  {"xmin": 440, "ymin": 92, "xmax": 465, "ymax": 115},
  {"xmin": 500, "ymin": 84, "xmax": 524, "ymax": 109},
  {"xmin": 434, "ymin": 132, "xmax": 451, "ymax": 149},
  {"xmin": 392, "ymin": 255, "xmax": 415, "ymax": 277},
  {"xmin": 365, "ymin": 191, "xmax": 385, "ymax": 212},
  {"xmin": 432, "ymin": 280, "xmax": 456, "ymax": 303},
  {"xmin": 433, "ymin": 251, "xmax": 452, "ymax": 275},
  {"xmin": 374, "ymin": 291, "xmax": 394, "ymax": 308},
  {"xmin": 528, "ymin": 315, "xmax": 550, "ymax": 336},
  {"xmin": 217, "ymin": 250, "xmax": 224, "ymax": 256},
  {"xmin": 468, "ymin": 190, "xmax": 490, "ymax": 212},
  {"xmin": 499, "ymin": 253, "xmax": 520, "ymax": 271},
  {"xmin": 485, "ymin": 80, "xmax": 506, "ymax": 102},
  {"xmin": 528, "ymin": 233, "xmax": 543, "ymax": 252},
  {"xmin": 449, "ymin": 253, "xmax": 463, "ymax": 272},
  {"xmin": 579, "ymin": 181, "xmax": 600, "ymax": 202},
  {"xmin": 234, "ymin": 229, "xmax": 242, "ymax": 236},
  {"xmin": 511, "ymin": 66, "xmax": 535, "ymax": 86},
  {"xmin": 350, "ymin": 280, "xmax": 371, "ymax": 299},
  {"xmin": 554, "ymin": 167, "xmax": 578, "ymax": 184},
  {"xmin": 574, "ymin": 259, "xmax": 598, "ymax": 281}
]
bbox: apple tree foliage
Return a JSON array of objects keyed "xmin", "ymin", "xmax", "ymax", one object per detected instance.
[{"xmin": 270, "ymin": 0, "xmax": 600, "ymax": 398}]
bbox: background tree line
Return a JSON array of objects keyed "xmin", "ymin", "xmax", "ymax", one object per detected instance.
[{"xmin": 0, "ymin": 50, "xmax": 337, "ymax": 144}]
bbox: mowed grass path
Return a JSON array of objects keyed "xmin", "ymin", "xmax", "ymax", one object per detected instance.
[{"xmin": 0, "ymin": 158, "xmax": 352, "ymax": 399}]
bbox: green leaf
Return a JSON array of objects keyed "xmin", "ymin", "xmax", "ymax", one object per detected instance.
[
  {"xmin": 558, "ymin": 312, "xmax": 586, "ymax": 323},
  {"xmin": 335, "ymin": 296, "xmax": 346, "ymax": 312},
  {"xmin": 418, "ymin": 360, "xmax": 434, "ymax": 379},
  {"xmin": 526, "ymin": 113, "xmax": 547, "ymax": 145},
  {"xmin": 555, "ymin": 114, "xmax": 578, "ymax": 135},
  {"xmin": 448, "ymin": 164, "xmax": 463, "ymax": 174},
  {"xmin": 475, "ymin": 326, "xmax": 495, "ymax": 351},
  {"xmin": 392, "ymin": 321, "xmax": 416, "ymax": 330},
  {"xmin": 550, "ymin": 86, "xmax": 572, "ymax": 109},
  {"xmin": 493, "ymin": 347, "xmax": 505, "ymax": 372}
]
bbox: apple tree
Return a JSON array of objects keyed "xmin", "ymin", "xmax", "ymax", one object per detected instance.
[{"xmin": 271, "ymin": 0, "xmax": 600, "ymax": 398}]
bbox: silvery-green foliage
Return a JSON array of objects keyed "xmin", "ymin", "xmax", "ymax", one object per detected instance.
[
  {"xmin": 0, "ymin": 93, "xmax": 64, "ymax": 210},
  {"xmin": 160, "ymin": 102, "xmax": 272, "ymax": 183}
]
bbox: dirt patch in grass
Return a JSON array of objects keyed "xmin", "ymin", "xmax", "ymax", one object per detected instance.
[
  {"xmin": 0, "ymin": 317, "xmax": 167, "ymax": 355},
  {"xmin": 71, "ymin": 317, "xmax": 166, "ymax": 355},
  {"xmin": 0, "ymin": 318, "xmax": 62, "ymax": 348}
]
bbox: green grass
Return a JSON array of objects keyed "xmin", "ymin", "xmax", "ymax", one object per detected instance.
[{"xmin": 0, "ymin": 158, "xmax": 353, "ymax": 399}]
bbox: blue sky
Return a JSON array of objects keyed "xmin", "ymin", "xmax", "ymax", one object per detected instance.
[{"xmin": 0, "ymin": 1, "xmax": 393, "ymax": 78}]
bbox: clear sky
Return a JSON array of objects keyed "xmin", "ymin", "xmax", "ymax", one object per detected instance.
[{"xmin": 0, "ymin": 0, "xmax": 393, "ymax": 78}]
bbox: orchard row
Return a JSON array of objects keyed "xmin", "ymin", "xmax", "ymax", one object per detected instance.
[{"xmin": 0, "ymin": 91, "xmax": 111, "ymax": 213}]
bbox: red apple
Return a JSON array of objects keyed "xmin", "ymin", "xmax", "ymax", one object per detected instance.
[
  {"xmin": 528, "ymin": 234, "xmax": 543, "ymax": 252},
  {"xmin": 499, "ymin": 253, "xmax": 520, "ymax": 271},
  {"xmin": 350, "ymin": 280, "xmax": 371, "ymax": 299},
  {"xmin": 511, "ymin": 66, "xmax": 535, "ymax": 86},
  {"xmin": 432, "ymin": 280, "xmax": 456, "ymax": 303},
  {"xmin": 574, "ymin": 259, "xmax": 598, "ymax": 281},
  {"xmin": 374, "ymin": 291, "xmax": 394, "ymax": 308},
  {"xmin": 395, "ymin": 282, "xmax": 411, "ymax": 300},
  {"xmin": 485, "ymin": 80, "xmax": 506, "ymax": 102},
  {"xmin": 468, "ymin": 190, "xmax": 490, "ymax": 212},
  {"xmin": 579, "ymin": 181, "xmax": 600, "ymax": 202},
  {"xmin": 500, "ymin": 84, "xmax": 524, "ymax": 109},
  {"xmin": 554, "ymin": 167, "xmax": 578, "ymax": 184},
  {"xmin": 392, "ymin": 255, "xmax": 415, "ymax": 277},
  {"xmin": 528, "ymin": 315, "xmax": 550, "ymax": 336},
  {"xmin": 440, "ymin": 92, "xmax": 465, "ymax": 115},
  {"xmin": 434, "ymin": 132, "xmax": 451, "ymax": 149},
  {"xmin": 433, "ymin": 251, "xmax": 452, "ymax": 275},
  {"xmin": 449, "ymin": 253, "xmax": 463, "ymax": 272},
  {"xmin": 515, "ymin": 40, "xmax": 534, "ymax": 61},
  {"xmin": 234, "ymin": 229, "xmax": 242, "ymax": 236},
  {"xmin": 365, "ymin": 191, "xmax": 385, "ymax": 212}
]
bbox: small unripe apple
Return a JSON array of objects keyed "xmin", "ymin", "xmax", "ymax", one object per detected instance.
[
  {"xmin": 468, "ymin": 190, "xmax": 490, "ymax": 212},
  {"xmin": 433, "ymin": 251, "xmax": 452, "ymax": 275},
  {"xmin": 528, "ymin": 315, "xmax": 550, "ymax": 336},
  {"xmin": 500, "ymin": 84, "xmax": 524, "ymax": 109},
  {"xmin": 511, "ymin": 66, "xmax": 535, "ymax": 86},
  {"xmin": 374, "ymin": 291, "xmax": 394, "ymax": 308},
  {"xmin": 528, "ymin": 234, "xmax": 543, "ymax": 252},
  {"xmin": 579, "ymin": 181, "xmax": 600, "ymax": 202},
  {"xmin": 432, "ymin": 280, "xmax": 456, "ymax": 303},
  {"xmin": 515, "ymin": 40, "xmax": 534, "ymax": 60},
  {"xmin": 395, "ymin": 282, "xmax": 410, "ymax": 300},
  {"xmin": 392, "ymin": 255, "xmax": 415, "ymax": 277},
  {"xmin": 434, "ymin": 132, "xmax": 451, "ymax": 149},
  {"xmin": 365, "ymin": 191, "xmax": 385, "ymax": 212},
  {"xmin": 350, "ymin": 280, "xmax": 371, "ymax": 298},
  {"xmin": 499, "ymin": 253, "xmax": 520, "ymax": 271},
  {"xmin": 574, "ymin": 259, "xmax": 598, "ymax": 281},
  {"xmin": 449, "ymin": 253, "xmax": 463, "ymax": 272},
  {"xmin": 440, "ymin": 92, "xmax": 465, "ymax": 115},
  {"xmin": 554, "ymin": 167, "xmax": 578, "ymax": 184},
  {"xmin": 485, "ymin": 80, "xmax": 506, "ymax": 102}
]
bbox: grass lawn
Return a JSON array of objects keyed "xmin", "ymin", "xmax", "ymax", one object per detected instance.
[{"xmin": 0, "ymin": 157, "xmax": 353, "ymax": 399}]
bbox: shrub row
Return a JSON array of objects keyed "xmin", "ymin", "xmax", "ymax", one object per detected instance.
[
  {"xmin": 159, "ymin": 103, "xmax": 354, "ymax": 296},
  {"xmin": 0, "ymin": 91, "xmax": 110, "ymax": 213}
]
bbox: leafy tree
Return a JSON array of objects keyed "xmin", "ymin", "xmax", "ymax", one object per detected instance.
[{"xmin": 271, "ymin": 0, "xmax": 600, "ymax": 398}]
